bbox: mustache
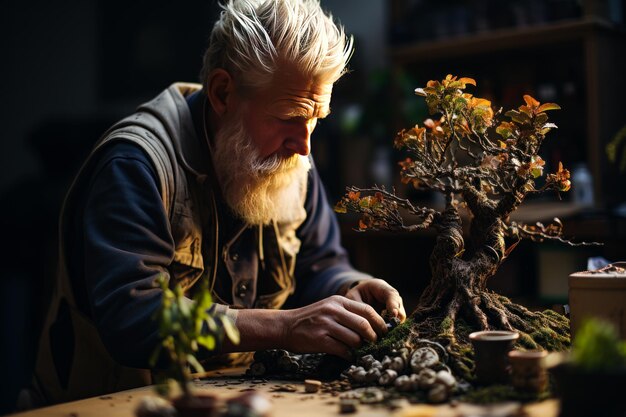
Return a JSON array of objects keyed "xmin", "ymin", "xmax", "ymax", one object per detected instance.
[{"xmin": 252, "ymin": 152, "xmax": 305, "ymax": 176}]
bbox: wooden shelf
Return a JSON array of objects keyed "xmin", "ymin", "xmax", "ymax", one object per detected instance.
[{"xmin": 389, "ymin": 17, "xmax": 620, "ymax": 64}]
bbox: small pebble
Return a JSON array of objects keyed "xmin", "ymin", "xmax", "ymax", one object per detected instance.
[
  {"xmin": 304, "ymin": 379, "xmax": 322, "ymax": 393},
  {"xmin": 388, "ymin": 398, "xmax": 410, "ymax": 410}
]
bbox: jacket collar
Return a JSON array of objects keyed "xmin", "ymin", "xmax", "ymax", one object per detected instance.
[{"xmin": 140, "ymin": 82, "xmax": 213, "ymax": 182}]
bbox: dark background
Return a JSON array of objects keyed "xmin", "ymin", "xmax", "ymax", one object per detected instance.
[{"xmin": 2, "ymin": 0, "xmax": 626, "ymax": 413}]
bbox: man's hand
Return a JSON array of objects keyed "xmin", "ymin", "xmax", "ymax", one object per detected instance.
[
  {"xmin": 280, "ymin": 295, "xmax": 388, "ymax": 360},
  {"xmin": 343, "ymin": 279, "xmax": 406, "ymax": 322}
]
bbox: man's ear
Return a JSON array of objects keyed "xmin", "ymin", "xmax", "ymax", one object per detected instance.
[{"xmin": 207, "ymin": 69, "xmax": 234, "ymax": 116}]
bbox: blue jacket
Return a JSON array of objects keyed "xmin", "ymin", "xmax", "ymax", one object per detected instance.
[{"xmin": 66, "ymin": 87, "xmax": 371, "ymax": 368}]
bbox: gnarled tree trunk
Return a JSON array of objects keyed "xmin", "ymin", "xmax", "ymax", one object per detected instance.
[{"xmin": 407, "ymin": 196, "xmax": 570, "ymax": 380}]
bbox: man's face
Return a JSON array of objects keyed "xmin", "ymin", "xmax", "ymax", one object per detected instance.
[
  {"xmin": 235, "ymin": 66, "xmax": 334, "ymax": 161},
  {"xmin": 211, "ymin": 66, "xmax": 334, "ymax": 225}
]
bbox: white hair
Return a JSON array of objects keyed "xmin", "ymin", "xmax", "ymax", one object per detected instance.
[
  {"xmin": 201, "ymin": 0, "xmax": 354, "ymax": 92},
  {"xmin": 211, "ymin": 109, "xmax": 311, "ymax": 225}
]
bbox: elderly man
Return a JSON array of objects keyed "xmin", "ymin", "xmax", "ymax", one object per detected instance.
[{"xmin": 28, "ymin": 0, "xmax": 405, "ymax": 406}]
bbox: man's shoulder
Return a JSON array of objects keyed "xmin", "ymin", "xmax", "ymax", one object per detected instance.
[
  {"xmin": 94, "ymin": 140, "xmax": 154, "ymax": 167},
  {"xmin": 87, "ymin": 141, "xmax": 158, "ymax": 185}
]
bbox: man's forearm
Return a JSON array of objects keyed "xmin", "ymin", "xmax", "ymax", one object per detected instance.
[{"xmin": 219, "ymin": 308, "xmax": 288, "ymax": 353}]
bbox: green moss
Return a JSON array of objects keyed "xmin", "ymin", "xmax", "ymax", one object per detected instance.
[
  {"xmin": 356, "ymin": 318, "xmax": 414, "ymax": 357},
  {"xmin": 444, "ymin": 341, "xmax": 475, "ymax": 382},
  {"xmin": 516, "ymin": 331, "xmax": 539, "ymax": 350},
  {"xmin": 461, "ymin": 384, "xmax": 550, "ymax": 404},
  {"xmin": 453, "ymin": 359, "xmax": 474, "ymax": 382},
  {"xmin": 439, "ymin": 316, "xmax": 454, "ymax": 336},
  {"xmin": 530, "ymin": 325, "xmax": 569, "ymax": 351},
  {"xmin": 542, "ymin": 309, "xmax": 569, "ymax": 325}
]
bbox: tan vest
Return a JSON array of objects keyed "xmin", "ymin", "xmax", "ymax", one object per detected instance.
[{"xmin": 28, "ymin": 83, "xmax": 307, "ymax": 406}]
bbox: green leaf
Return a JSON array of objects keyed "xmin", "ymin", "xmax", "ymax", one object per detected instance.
[
  {"xmin": 161, "ymin": 309, "xmax": 172, "ymax": 331},
  {"xmin": 198, "ymin": 334, "xmax": 216, "ymax": 351},
  {"xmin": 505, "ymin": 110, "xmax": 530, "ymax": 125},
  {"xmin": 186, "ymin": 354, "xmax": 205, "ymax": 374},
  {"xmin": 205, "ymin": 316, "xmax": 218, "ymax": 332},
  {"xmin": 219, "ymin": 315, "xmax": 240, "ymax": 345},
  {"xmin": 496, "ymin": 126, "xmax": 512, "ymax": 139},
  {"xmin": 196, "ymin": 290, "xmax": 213, "ymax": 312},
  {"xmin": 149, "ymin": 344, "xmax": 162, "ymax": 367},
  {"xmin": 534, "ymin": 113, "xmax": 548, "ymax": 125},
  {"xmin": 179, "ymin": 298, "xmax": 190, "ymax": 317}
]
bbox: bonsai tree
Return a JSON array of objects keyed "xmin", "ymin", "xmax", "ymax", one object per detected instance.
[
  {"xmin": 150, "ymin": 275, "xmax": 240, "ymax": 398},
  {"xmin": 335, "ymin": 75, "xmax": 599, "ymax": 379}
]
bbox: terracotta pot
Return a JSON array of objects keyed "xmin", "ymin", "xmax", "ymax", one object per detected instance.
[
  {"xmin": 550, "ymin": 363, "xmax": 626, "ymax": 417},
  {"xmin": 469, "ymin": 330, "xmax": 519, "ymax": 384},
  {"xmin": 507, "ymin": 349, "xmax": 548, "ymax": 393},
  {"xmin": 172, "ymin": 393, "xmax": 218, "ymax": 417},
  {"xmin": 569, "ymin": 262, "xmax": 626, "ymax": 339}
]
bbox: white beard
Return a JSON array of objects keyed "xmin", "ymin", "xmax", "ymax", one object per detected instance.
[{"xmin": 211, "ymin": 115, "xmax": 311, "ymax": 225}]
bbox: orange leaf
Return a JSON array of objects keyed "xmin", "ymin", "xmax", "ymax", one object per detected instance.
[
  {"xmin": 523, "ymin": 95, "xmax": 540, "ymax": 109},
  {"xmin": 348, "ymin": 191, "xmax": 361, "ymax": 201},
  {"xmin": 358, "ymin": 219, "xmax": 368, "ymax": 230},
  {"xmin": 536, "ymin": 103, "xmax": 561, "ymax": 113},
  {"xmin": 459, "ymin": 77, "xmax": 476, "ymax": 86}
]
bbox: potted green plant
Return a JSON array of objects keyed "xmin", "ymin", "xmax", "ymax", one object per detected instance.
[
  {"xmin": 335, "ymin": 75, "xmax": 600, "ymax": 381},
  {"xmin": 148, "ymin": 275, "xmax": 240, "ymax": 417},
  {"xmin": 549, "ymin": 318, "xmax": 626, "ymax": 417}
]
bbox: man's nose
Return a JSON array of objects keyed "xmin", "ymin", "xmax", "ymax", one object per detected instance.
[{"xmin": 284, "ymin": 120, "xmax": 314, "ymax": 156}]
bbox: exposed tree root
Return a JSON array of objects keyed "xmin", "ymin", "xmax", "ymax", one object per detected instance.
[{"xmin": 358, "ymin": 290, "xmax": 570, "ymax": 383}]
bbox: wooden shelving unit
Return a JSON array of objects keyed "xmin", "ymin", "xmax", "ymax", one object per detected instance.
[
  {"xmin": 389, "ymin": 18, "xmax": 616, "ymax": 63},
  {"xmin": 387, "ymin": 9, "xmax": 626, "ymax": 208}
]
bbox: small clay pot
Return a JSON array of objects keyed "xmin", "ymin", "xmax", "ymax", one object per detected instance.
[
  {"xmin": 469, "ymin": 330, "xmax": 519, "ymax": 385},
  {"xmin": 508, "ymin": 349, "xmax": 548, "ymax": 393},
  {"xmin": 172, "ymin": 393, "xmax": 218, "ymax": 417}
]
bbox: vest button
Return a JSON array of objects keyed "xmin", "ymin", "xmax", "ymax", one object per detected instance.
[{"xmin": 237, "ymin": 281, "xmax": 248, "ymax": 298}]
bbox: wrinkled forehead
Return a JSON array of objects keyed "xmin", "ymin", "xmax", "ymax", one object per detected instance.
[{"xmin": 251, "ymin": 65, "xmax": 335, "ymax": 119}]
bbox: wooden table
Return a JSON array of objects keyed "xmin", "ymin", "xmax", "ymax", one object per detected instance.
[{"xmin": 12, "ymin": 368, "xmax": 560, "ymax": 417}]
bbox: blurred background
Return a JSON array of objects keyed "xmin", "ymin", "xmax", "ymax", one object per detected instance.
[{"xmin": 1, "ymin": 0, "xmax": 626, "ymax": 413}]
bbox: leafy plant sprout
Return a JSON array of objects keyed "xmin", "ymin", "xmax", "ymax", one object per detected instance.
[
  {"xmin": 336, "ymin": 75, "xmax": 601, "ymax": 380},
  {"xmin": 151, "ymin": 275, "xmax": 240, "ymax": 397}
]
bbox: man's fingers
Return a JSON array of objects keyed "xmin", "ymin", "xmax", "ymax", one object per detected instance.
[
  {"xmin": 325, "ymin": 321, "xmax": 362, "ymax": 349},
  {"xmin": 322, "ymin": 335, "xmax": 353, "ymax": 360},
  {"xmin": 386, "ymin": 291, "xmax": 406, "ymax": 321},
  {"xmin": 341, "ymin": 298, "xmax": 388, "ymax": 338},
  {"xmin": 345, "ymin": 289, "xmax": 363, "ymax": 303}
]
